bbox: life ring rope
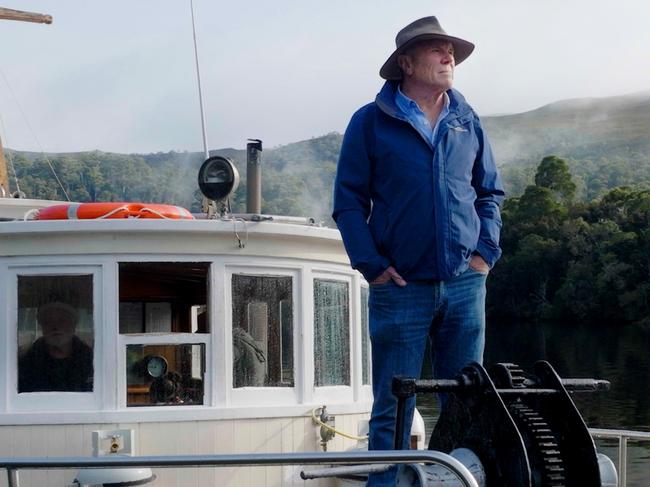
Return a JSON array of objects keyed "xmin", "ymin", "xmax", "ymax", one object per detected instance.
[
  {"xmin": 94, "ymin": 205, "xmax": 130, "ymax": 219},
  {"xmin": 32, "ymin": 202, "xmax": 195, "ymax": 221}
]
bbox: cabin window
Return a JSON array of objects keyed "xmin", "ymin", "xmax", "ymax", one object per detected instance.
[
  {"xmin": 126, "ymin": 344, "xmax": 205, "ymax": 406},
  {"xmin": 17, "ymin": 274, "xmax": 94, "ymax": 393},
  {"xmin": 231, "ymin": 274, "xmax": 293, "ymax": 388},
  {"xmin": 360, "ymin": 286, "xmax": 371, "ymax": 385},
  {"xmin": 119, "ymin": 262, "xmax": 209, "ymax": 407},
  {"xmin": 313, "ymin": 279, "xmax": 350, "ymax": 386},
  {"xmin": 118, "ymin": 262, "xmax": 209, "ymax": 333}
]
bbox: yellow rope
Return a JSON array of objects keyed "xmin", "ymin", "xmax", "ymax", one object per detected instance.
[{"xmin": 310, "ymin": 407, "xmax": 368, "ymax": 441}]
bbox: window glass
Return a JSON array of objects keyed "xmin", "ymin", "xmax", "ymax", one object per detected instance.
[
  {"xmin": 126, "ymin": 344, "xmax": 205, "ymax": 406},
  {"xmin": 119, "ymin": 263, "xmax": 209, "ymax": 333},
  {"xmin": 232, "ymin": 275, "xmax": 293, "ymax": 388},
  {"xmin": 361, "ymin": 287, "xmax": 371, "ymax": 385},
  {"xmin": 314, "ymin": 279, "xmax": 350, "ymax": 386},
  {"xmin": 17, "ymin": 275, "xmax": 94, "ymax": 393}
]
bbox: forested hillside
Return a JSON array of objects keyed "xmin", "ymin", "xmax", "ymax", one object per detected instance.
[
  {"xmin": 4, "ymin": 133, "xmax": 342, "ymax": 224},
  {"xmin": 489, "ymin": 156, "xmax": 650, "ymax": 327},
  {"xmin": 4, "ymin": 92, "xmax": 650, "ymax": 225}
]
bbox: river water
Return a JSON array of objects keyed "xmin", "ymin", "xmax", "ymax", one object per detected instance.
[{"xmin": 416, "ymin": 321, "xmax": 650, "ymax": 485}]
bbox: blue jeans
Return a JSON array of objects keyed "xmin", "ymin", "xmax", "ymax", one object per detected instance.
[{"xmin": 366, "ymin": 268, "xmax": 487, "ymax": 487}]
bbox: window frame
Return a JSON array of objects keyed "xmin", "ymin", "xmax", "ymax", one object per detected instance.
[
  {"xmin": 116, "ymin": 259, "xmax": 213, "ymax": 409},
  {"xmin": 311, "ymin": 271, "xmax": 354, "ymax": 404},
  {"xmin": 224, "ymin": 265, "xmax": 301, "ymax": 407},
  {"xmin": 118, "ymin": 333, "xmax": 211, "ymax": 409},
  {"xmin": 6, "ymin": 264, "xmax": 104, "ymax": 412},
  {"xmin": 357, "ymin": 280, "xmax": 373, "ymax": 401}
]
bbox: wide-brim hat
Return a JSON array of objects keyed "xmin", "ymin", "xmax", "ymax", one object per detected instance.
[{"xmin": 380, "ymin": 16, "xmax": 475, "ymax": 80}]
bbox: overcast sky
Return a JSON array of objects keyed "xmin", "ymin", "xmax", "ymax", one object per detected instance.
[{"xmin": 0, "ymin": 0, "xmax": 648, "ymax": 154}]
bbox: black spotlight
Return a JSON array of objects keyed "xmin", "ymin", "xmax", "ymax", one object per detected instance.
[{"xmin": 198, "ymin": 156, "xmax": 240, "ymax": 202}]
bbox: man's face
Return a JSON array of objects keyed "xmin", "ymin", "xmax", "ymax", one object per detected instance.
[
  {"xmin": 40, "ymin": 308, "xmax": 76, "ymax": 350},
  {"xmin": 401, "ymin": 40, "xmax": 455, "ymax": 91}
]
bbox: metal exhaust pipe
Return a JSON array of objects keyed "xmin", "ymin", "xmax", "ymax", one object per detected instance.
[{"xmin": 246, "ymin": 139, "xmax": 263, "ymax": 214}]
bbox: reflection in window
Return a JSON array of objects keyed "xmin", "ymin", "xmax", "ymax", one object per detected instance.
[
  {"xmin": 232, "ymin": 275, "xmax": 293, "ymax": 388},
  {"xmin": 119, "ymin": 262, "xmax": 209, "ymax": 333},
  {"xmin": 17, "ymin": 275, "xmax": 94, "ymax": 393},
  {"xmin": 126, "ymin": 344, "xmax": 205, "ymax": 407},
  {"xmin": 314, "ymin": 279, "xmax": 350, "ymax": 386},
  {"xmin": 361, "ymin": 287, "xmax": 370, "ymax": 385}
]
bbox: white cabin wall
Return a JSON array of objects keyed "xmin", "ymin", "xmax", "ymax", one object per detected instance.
[{"xmin": 0, "ymin": 414, "xmax": 368, "ymax": 487}]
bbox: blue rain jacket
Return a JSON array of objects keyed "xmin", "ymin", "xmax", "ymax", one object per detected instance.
[{"xmin": 332, "ymin": 81, "xmax": 504, "ymax": 282}]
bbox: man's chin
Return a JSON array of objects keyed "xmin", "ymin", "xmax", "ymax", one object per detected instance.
[{"xmin": 44, "ymin": 336, "xmax": 71, "ymax": 349}]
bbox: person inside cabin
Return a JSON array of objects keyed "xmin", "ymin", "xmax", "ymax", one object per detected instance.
[
  {"xmin": 18, "ymin": 301, "xmax": 94, "ymax": 393},
  {"xmin": 332, "ymin": 16, "xmax": 504, "ymax": 486}
]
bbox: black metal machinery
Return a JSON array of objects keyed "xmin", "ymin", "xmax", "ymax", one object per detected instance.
[{"xmin": 392, "ymin": 361, "xmax": 615, "ymax": 487}]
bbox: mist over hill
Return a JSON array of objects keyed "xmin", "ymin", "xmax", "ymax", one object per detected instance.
[
  {"xmin": 484, "ymin": 91, "xmax": 650, "ymax": 164},
  {"xmin": 4, "ymin": 91, "xmax": 650, "ymax": 223}
]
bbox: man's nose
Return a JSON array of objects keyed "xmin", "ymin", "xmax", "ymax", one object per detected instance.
[{"xmin": 442, "ymin": 54, "xmax": 454, "ymax": 64}]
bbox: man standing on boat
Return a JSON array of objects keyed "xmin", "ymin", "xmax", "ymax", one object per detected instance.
[{"xmin": 332, "ymin": 16, "xmax": 504, "ymax": 486}]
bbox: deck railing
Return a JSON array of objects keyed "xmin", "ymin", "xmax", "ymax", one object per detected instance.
[
  {"xmin": 3, "ymin": 431, "xmax": 648, "ymax": 487},
  {"xmin": 0, "ymin": 450, "xmax": 479, "ymax": 487},
  {"xmin": 590, "ymin": 427, "xmax": 650, "ymax": 487}
]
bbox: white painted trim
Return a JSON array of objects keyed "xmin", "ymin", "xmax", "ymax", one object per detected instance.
[
  {"xmin": 117, "ymin": 333, "xmax": 128, "ymax": 408},
  {"xmin": 360, "ymin": 385, "xmax": 373, "ymax": 402},
  {"xmin": 0, "ymin": 261, "xmax": 7, "ymax": 413},
  {"xmin": 93, "ymin": 270, "xmax": 106, "ymax": 406},
  {"xmin": 300, "ymin": 264, "xmax": 315, "ymax": 404},
  {"xmin": 221, "ymin": 265, "xmax": 234, "ymax": 403},
  {"xmin": 313, "ymin": 385, "xmax": 354, "ymax": 404},
  {"xmin": 360, "ymin": 282, "xmax": 372, "ymax": 388},
  {"xmin": 6, "ymin": 255, "xmax": 117, "ymax": 267},
  {"xmin": 351, "ymin": 273, "xmax": 361, "ymax": 402},
  {"xmin": 230, "ymin": 388, "xmax": 299, "ymax": 407},
  {"xmin": 103, "ymin": 261, "xmax": 119, "ymax": 410},
  {"xmin": 359, "ymin": 281, "xmax": 374, "ymax": 402},
  {"xmin": 0, "ymin": 219, "xmax": 343, "ymax": 241},
  {"xmin": 211, "ymin": 260, "xmax": 227, "ymax": 407},
  {"xmin": 120, "ymin": 334, "xmax": 209, "ymax": 345},
  {"xmin": 0, "ymin": 400, "xmax": 372, "ymax": 425},
  {"xmin": 294, "ymin": 266, "xmax": 305, "ymax": 403}
]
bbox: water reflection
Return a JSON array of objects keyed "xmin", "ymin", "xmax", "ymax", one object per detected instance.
[
  {"xmin": 484, "ymin": 321, "xmax": 650, "ymax": 431},
  {"xmin": 416, "ymin": 320, "xmax": 650, "ymax": 485}
]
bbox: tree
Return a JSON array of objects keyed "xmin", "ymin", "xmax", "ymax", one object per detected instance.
[{"xmin": 534, "ymin": 155, "xmax": 576, "ymax": 203}]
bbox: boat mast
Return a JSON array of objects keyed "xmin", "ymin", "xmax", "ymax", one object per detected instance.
[
  {"xmin": 0, "ymin": 131, "xmax": 7, "ymax": 198},
  {"xmin": 0, "ymin": 7, "xmax": 52, "ymax": 197},
  {"xmin": 189, "ymin": 0, "xmax": 209, "ymax": 161}
]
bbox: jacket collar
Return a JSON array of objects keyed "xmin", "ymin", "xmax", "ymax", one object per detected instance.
[{"xmin": 375, "ymin": 80, "xmax": 472, "ymax": 123}]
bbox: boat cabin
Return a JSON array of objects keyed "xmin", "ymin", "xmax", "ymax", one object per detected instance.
[{"xmin": 0, "ymin": 214, "xmax": 374, "ymax": 487}]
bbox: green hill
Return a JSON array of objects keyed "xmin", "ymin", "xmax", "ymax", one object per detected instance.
[{"xmin": 3, "ymin": 91, "xmax": 649, "ymax": 222}]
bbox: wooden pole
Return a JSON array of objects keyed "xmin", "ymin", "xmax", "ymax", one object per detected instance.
[
  {"xmin": 0, "ymin": 7, "xmax": 53, "ymax": 196},
  {"xmin": 0, "ymin": 7, "xmax": 52, "ymax": 24}
]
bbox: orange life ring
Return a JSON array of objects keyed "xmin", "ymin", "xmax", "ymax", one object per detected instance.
[{"xmin": 34, "ymin": 202, "xmax": 195, "ymax": 220}]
